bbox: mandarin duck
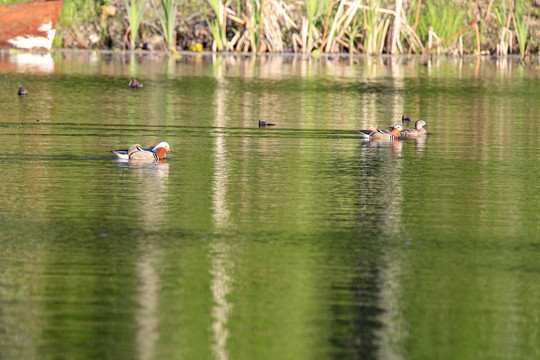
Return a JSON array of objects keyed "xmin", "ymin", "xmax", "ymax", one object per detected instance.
[
  {"xmin": 401, "ymin": 120, "xmax": 429, "ymax": 137},
  {"xmin": 259, "ymin": 120, "xmax": 276, "ymax": 127},
  {"xmin": 357, "ymin": 124, "xmax": 404, "ymax": 141},
  {"xmin": 111, "ymin": 141, "xmax": 171, "ymax": 160},
  {"xmin": 18, "ymin": 87, "xmax": 28, "ymax": 96},
  {"xmin": 401, "ymin": 113, "xmax": 411, "ymax": 122},
  {"xmin": 128, "ymin": 78, "xmax": 143, "ymax": 88}
]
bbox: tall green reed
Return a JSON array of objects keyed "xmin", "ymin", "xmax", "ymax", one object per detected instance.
[
  {"xmin": 512, "ymin": 0, "xmax": 530, "ymax": 57},
  {"xmin": 345, "ymin": 17, "xmax": 362, "ymax": 54},
  {"xmin": 304, "ymin": 0, "xmax": 333, "ymax": 52},
  {"xmin": 363, "ymin": 0, "xmax": 389, "ymax": 55},
  {"xmin": 305, "ymin": 0, "xmax": 318, "ymax": 52},
  {"xmin": 206, "ymin": 0, "xmax": 229, "ymax": 51},
  {"xmin": 159, "ymin": 0, "xmax": 178, "ymax": 52},
  {"xmin": 415, "ymin": 0, "xmax": 464, "ymax": 47},
  {"xmin": 494, "ymin": 0, "xmax": 512, "ymax": 55},
  {"xmin": 247, "ymin": 0, "xmax": 262, "ymax": 52},
  {"xmin": 125, "ymin": 0, "xmax": 146, "ymax": 49}
]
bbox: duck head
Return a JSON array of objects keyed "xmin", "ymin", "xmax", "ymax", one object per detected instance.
[
  {"xmin": 415, "ymin": 120, "xmax": 429, "ymax": 129},
  {"xmin": 393, "ymin": 124, "xmax": 404, "ymax": 131},
  {"xmin": 402, "ymin": 113, "xmax": 410, "ymax": 122},
  {"xmin": 150, "ymin": 141, "xmax": 172, "ymax": 159}
]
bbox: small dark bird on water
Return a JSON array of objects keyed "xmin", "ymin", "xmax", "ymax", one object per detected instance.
[
  {"xmin": 128, "ymin": 78, "xmax": 143, "ymax": 88},
  {"xmin": 18, "ymin": 87, "xmax": 28, "ymax": 96},
  {"xmin": 401, "ymin": 113, "xmax": 411, "ymax": 122},
  {"xmin": 259, "ymin": 120, "xmax": 276, "ymax": 128}
]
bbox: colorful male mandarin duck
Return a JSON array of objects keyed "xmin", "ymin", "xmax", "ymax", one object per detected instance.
[
  {"xmin": 259, "ymin": 120, "xmax": 276, "ymax": 127},
  {"xmin": 401, "ymin": 113, "xmax": 411, "ymax": 122},
  {"xmin": 357, "ymin": 124, "xmax": 404, "ymax": 140},
  {"xmin": 128, "ymin": 78, "xmax": 143, "ymax": 88},
  {"xmin": 111, "ymin": 141, "xmax": 171, "ymax": 160},
  {"xmin": 18, "ymin": 87, "xmax": 28, "ymax": 96},
  {"xmin": 401, "ymin": 120, "xmax": 429, "ymax": 137}
]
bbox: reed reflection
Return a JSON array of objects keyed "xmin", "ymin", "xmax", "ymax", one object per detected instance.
[
  {"xmin": 114, "ymin": 160, "xmax": 169, "ymax": 360},
  {"xmin": 342, "ymin": 143, "xmax": 406, "ymax": 357},
  {"xmin": 210, "ymin": 76, "xmax": 233, "ymax": 360}
]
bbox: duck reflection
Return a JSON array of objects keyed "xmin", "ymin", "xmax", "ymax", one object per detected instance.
[
  {"xmin": 412, "ymin": 135, "xmax": 426, "ymax": 155},
  {"xmin": 113, "ymin": 158, "xmax": 169, "ymax": 360},
  {"xmin": 367, "ymin": 138, "xmax": 404, "ymax": 156},
  {"xmin": 135, "ymin": 159, "xmax": 168, "ymax": 360}
]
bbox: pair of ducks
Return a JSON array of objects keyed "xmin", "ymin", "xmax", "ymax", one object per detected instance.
[
  {"xmin": 111, "ymin": 141, "xmax": 172, "ymax": 160},
  {"xmin": 358, "ymin": 115, "xmax": 429, "ymax": 140}
]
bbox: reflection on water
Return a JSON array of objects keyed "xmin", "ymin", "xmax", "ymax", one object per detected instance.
[
  {"xmin": 131, "ymin": 160, "xmax": 168, "ymax": 360},
  {"xmin": 210, "ymin": 75, "xmax": 233, "ymax": 360},
  {"xmin": 136, "ymin": 242, "xmax": 162, "ymax": 360},
  {"xmin": 4, "ymin": 52, "xmax": 55, "ymax": 73},
  {"xmin": 0, "ymin": 51, "xmax": 540, "ymax": 360},
  {"xmin": 210, "ymin": 241, "xmax": 233, "ymax": 360}
]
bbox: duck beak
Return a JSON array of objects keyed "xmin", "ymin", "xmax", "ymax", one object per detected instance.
[{"xmin": 167, "ymin": 148, "xmax": 173, "ymax": 152}]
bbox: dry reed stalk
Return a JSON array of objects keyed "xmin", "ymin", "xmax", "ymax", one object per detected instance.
[
  {"xmin": 334, "ymin": 2, "xmax": 363, "ymax": 52},
  {"xmin": 474, "ymin": 23, "xmax": 481, "ymax": 54},
  {"xmin": 423, "ymin": 20, "xmax": 480, "ymax": 55},
  {"xmin": 321, "ymin": 0, "xmax": 334, "ymax": 44},
  {"xmin": 390, "ymin": 0, "xmax": 403, "ymax": 54},
  {"xmin": 378, "ymin": 17, "xmax": 391, "ymax": 53},
  {"xmin": 301, "ymin": 17, "xmax": 309, "ymax": 51},
  {"xmin": 498, "ymin": 27, "xmax": 512, "ymax": 55},
  {"xmin": 321, "ymin": 0, "xmax": 415, "ymax": 54},
  {"xmin": 262, "ymin": 11, "xmax": 283, "ymax": 52},
  {"xmin": 233, "ymin": 0, "xmax": 296, "ymax": 53},
  {"xmin": 344, "ymin": 18, "xmax": 362, "ymax": 53},
  {"xmin": 292, "ymin": 33, "xmax": 302, "ymax": 52},
  {"xmin": 408, "ymin": 0, "xmax": 421, "ymax": 55},
  {"xmin": 484, "ymin": 0, "xmax": 495, "ymax": 22},
  {"xmin": 400, "ymin": 14, "xmax": 424, "ymax": 52},
  {"xmin": 324, "ymin": 0, "xmax": 346, "ymax": 52},
  {"xmin": 427, "ymin": 27, "xmax": 440, "ymax": 54}
]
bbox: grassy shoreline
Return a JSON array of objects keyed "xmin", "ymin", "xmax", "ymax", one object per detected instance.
[{"xmin": 2, "ymin": 0, "xmax": 538, "ymax": 56}]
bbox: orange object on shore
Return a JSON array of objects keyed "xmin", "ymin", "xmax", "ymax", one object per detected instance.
[{"xmin": 0, "ymin": 0, "xmax": 63, "ymax": 50}]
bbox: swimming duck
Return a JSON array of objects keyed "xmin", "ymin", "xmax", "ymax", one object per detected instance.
[
  {"xmin": 111, "ymin": 141, "xmax": 171, "ymax": 160},
  {"xmin": 111, "ymin": 144, "xmax": 142, "ymax": 159},
  {"xmin": 401, "ymin": 113, "xmax": 410, "ymax": 122},
  {"xmin": 18, "ymin": 87, "xmax": 28, "ymax": 96},
  {"xmin": 357, "ymin": 124, "xmax": 404, "ymax": 141},
  {"xmin": 128, "ymin": 78, "xmax": 143, "ymax": 88},
  {"xmin": 401, "ymin": 120, "xmax": 429, "ymax": 137},
  {"xmin": 259, "ymin": 120, "xmax": 276, "ymax": 127}
]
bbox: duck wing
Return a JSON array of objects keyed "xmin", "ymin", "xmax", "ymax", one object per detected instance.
[{"xmin": 111, "ymin": 149, "xmax": 129, "ymax": 159}]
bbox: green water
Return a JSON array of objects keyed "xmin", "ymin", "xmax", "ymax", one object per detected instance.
[{"xmin": 0, "ymin": 51, "xmax": 539, "ymax": 359}]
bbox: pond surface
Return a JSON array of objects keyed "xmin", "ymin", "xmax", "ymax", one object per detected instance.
[{"xmin": 0, "ymin": 50, "xmax": 539, "ymax": 360}]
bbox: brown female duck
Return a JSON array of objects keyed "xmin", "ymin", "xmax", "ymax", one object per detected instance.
[{"xmin": 401, "ymin": 120, "xmax": 429, "ymax": 137}]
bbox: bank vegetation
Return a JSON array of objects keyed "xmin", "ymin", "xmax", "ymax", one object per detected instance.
[{"xmin": 3, "ymin": 0, "xmax": 538, "ymax": 56}]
